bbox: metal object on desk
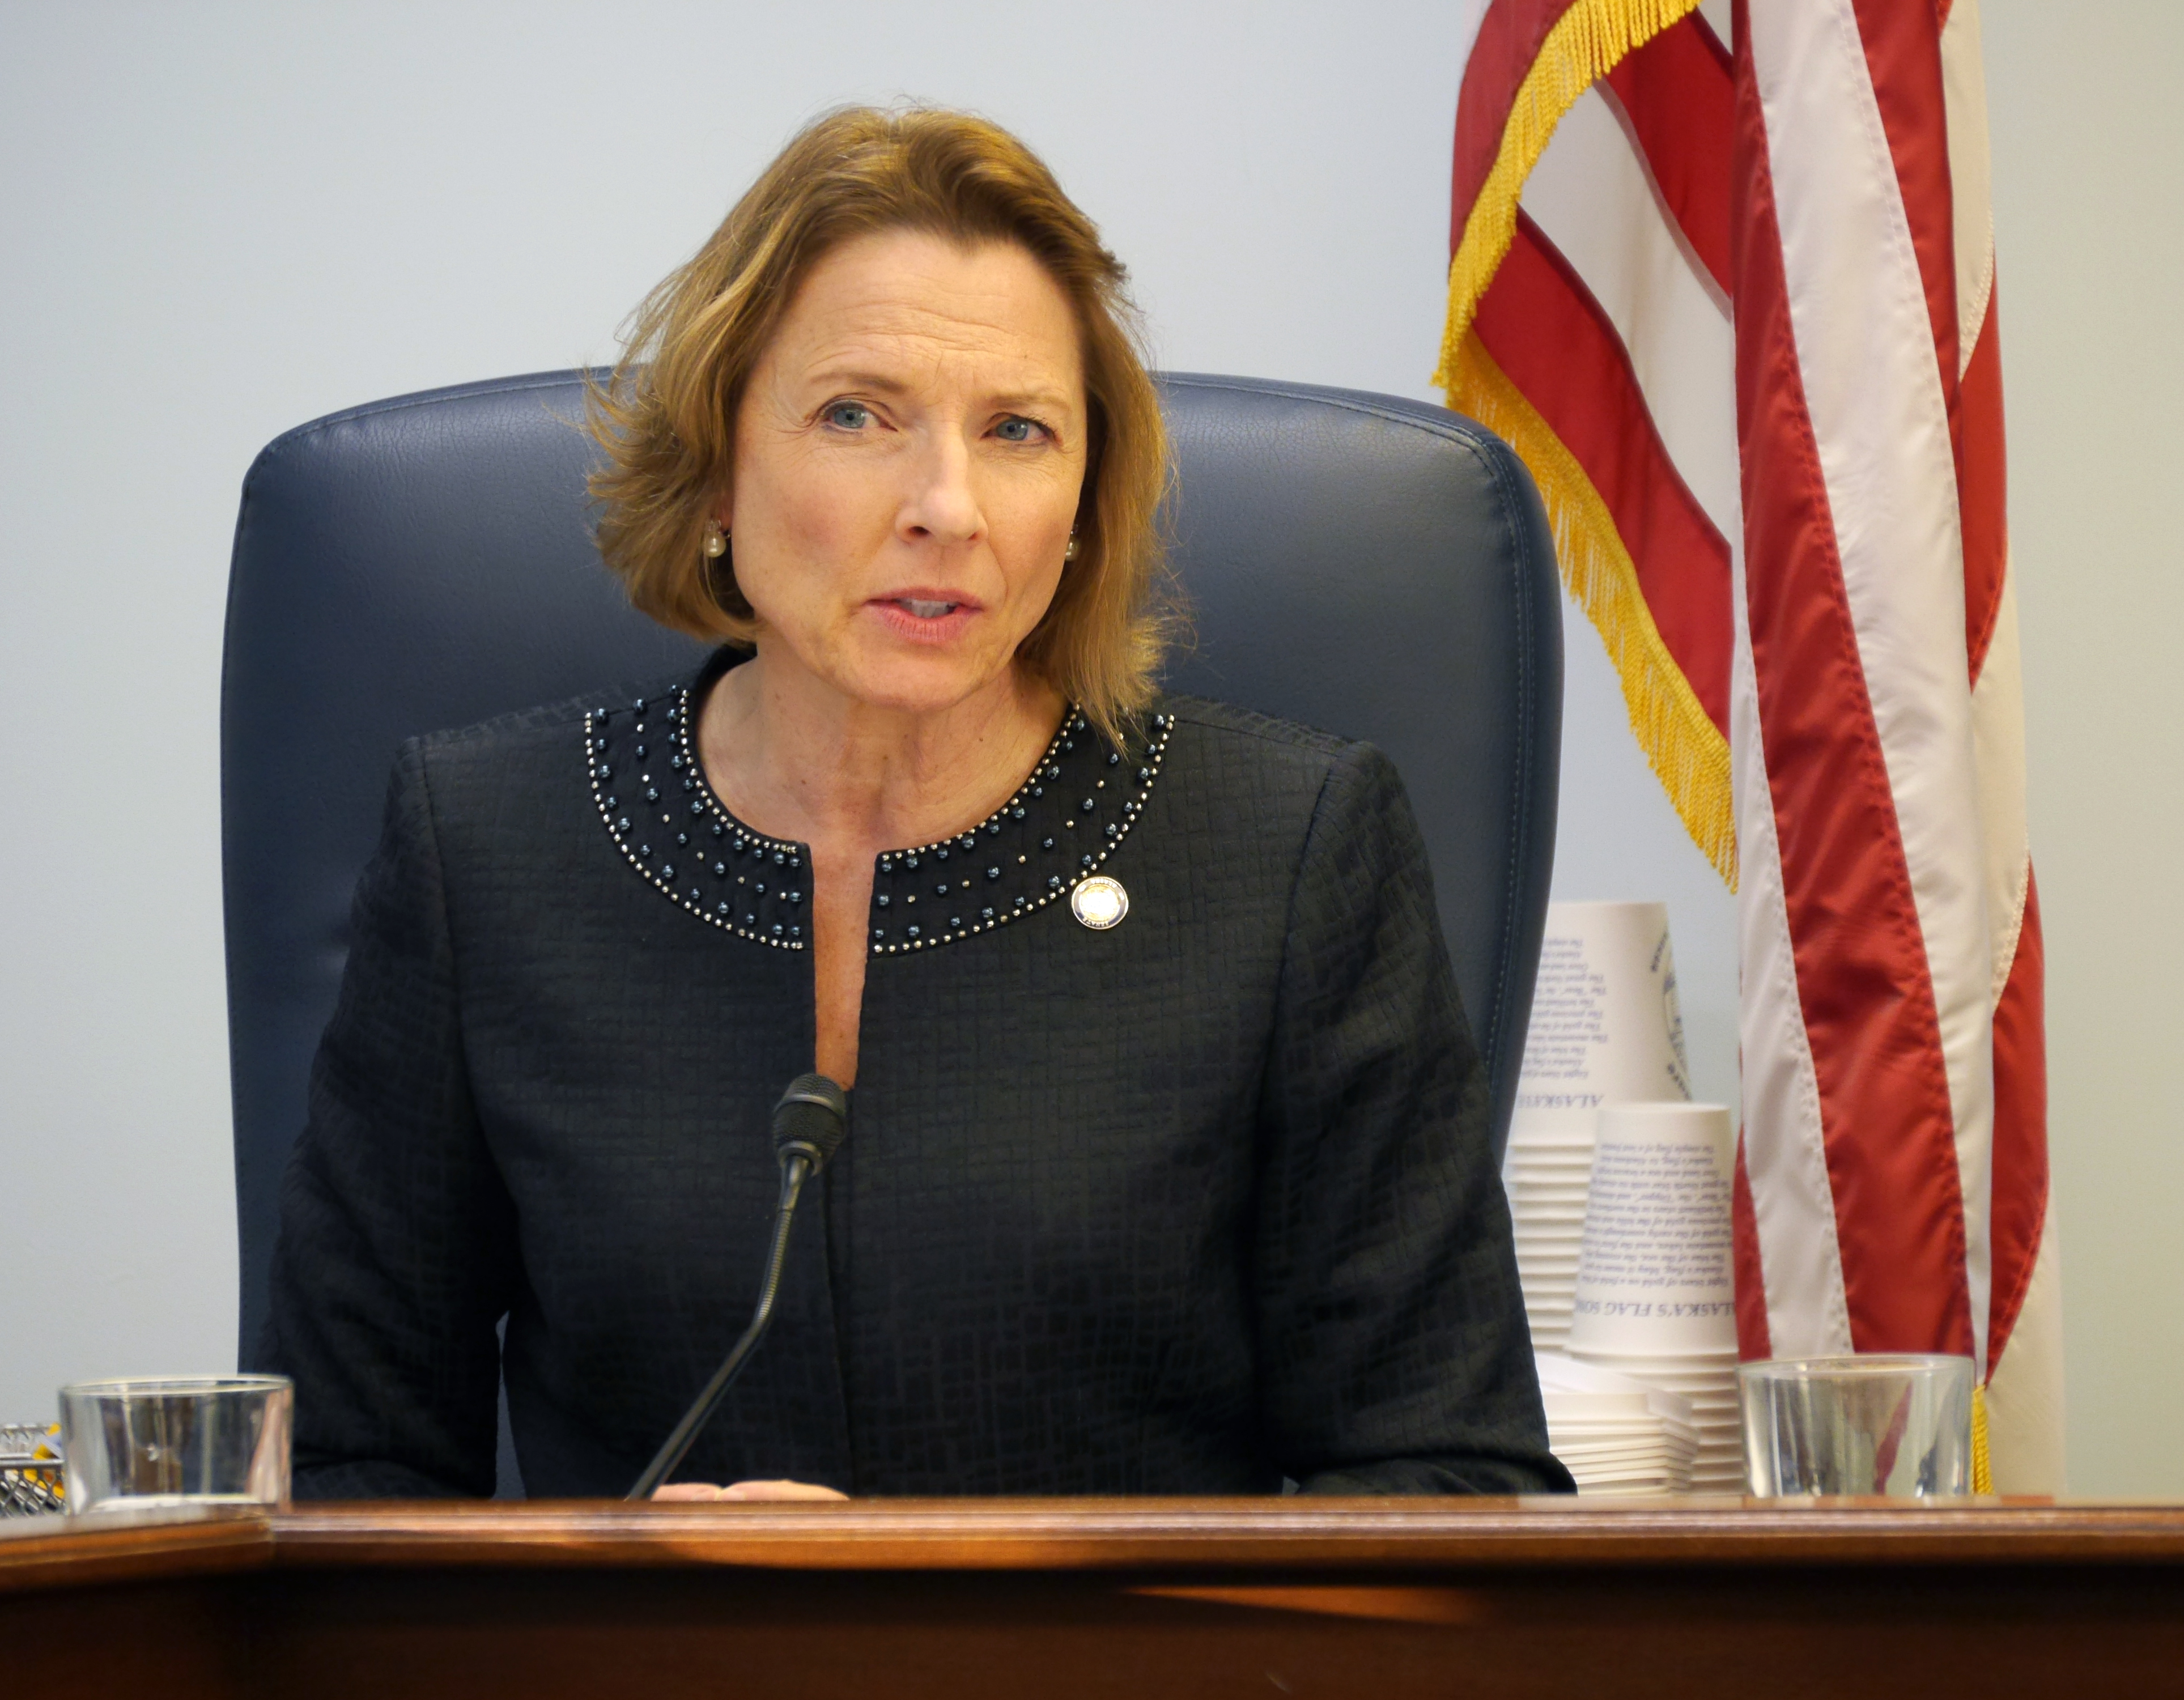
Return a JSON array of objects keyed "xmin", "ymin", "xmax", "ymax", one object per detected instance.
[{"xmin": 1, "ymin": 1424, "xmax": 66, "ymax": 1517}]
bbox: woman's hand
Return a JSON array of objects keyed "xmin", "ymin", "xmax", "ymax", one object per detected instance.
[{"xmin": 651, "ymin": 1480, "xmax": 848, "ymax": 1502}]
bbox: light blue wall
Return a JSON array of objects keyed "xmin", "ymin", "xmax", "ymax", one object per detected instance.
[{"xmin": 1982, "ymin": 0, "xmax": 2184, "ymax": 1495}]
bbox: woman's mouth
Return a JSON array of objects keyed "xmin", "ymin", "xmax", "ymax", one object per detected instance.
[{"xmin": 868, "ymin": 593, "xmax": 980, "ymax": 645}]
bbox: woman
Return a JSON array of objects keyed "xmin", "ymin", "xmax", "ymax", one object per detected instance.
[{"xmin": 261, "ymin": 107, "xmax": 1569, "ymax": 1501}]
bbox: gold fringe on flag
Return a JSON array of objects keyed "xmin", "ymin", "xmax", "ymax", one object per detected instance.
[
  {"xmin": 1434, "ymin": 0, "xmax": 1728, "ymax": 882},
  {"xmin": 1452, "ymin": 331, "xmax": 1739, "ymax": 886},
  {"xmin": 1433, "ymin": 0, "xmax": 1706, "ymax": 392},
  {"xmin": 1971, "ymin": 1384, "xmax": 1994, "ymax": 1494}
]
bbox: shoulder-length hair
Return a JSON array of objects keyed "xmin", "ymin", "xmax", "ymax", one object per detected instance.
[{"xmin": 586, "ymin": 105, "xmax": 1175, "ymax": 741}]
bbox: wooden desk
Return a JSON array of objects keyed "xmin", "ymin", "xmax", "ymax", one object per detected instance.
[{"xmin": 5, "ymin": 1498, "xmax": 2179, "ymax": 1697}]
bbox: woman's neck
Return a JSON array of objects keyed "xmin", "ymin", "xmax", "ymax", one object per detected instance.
[{"xmin": 695, "ymin": 647, "xmax": 1065, "ymax": 855}]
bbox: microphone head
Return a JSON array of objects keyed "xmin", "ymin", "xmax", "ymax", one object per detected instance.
[{"xmin": 772, "ymin": 1073, "xmax": 849, "ymax": 1175}]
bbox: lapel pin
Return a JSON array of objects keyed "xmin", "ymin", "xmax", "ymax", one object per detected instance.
[{"xmin": 1070, "ymin": 874, "xmax": 1128, "ymax": 931}]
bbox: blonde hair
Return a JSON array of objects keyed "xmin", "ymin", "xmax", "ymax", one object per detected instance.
[{"xmin": 585, "ymin": 105, "xmax": 1175, "ymax": 741}]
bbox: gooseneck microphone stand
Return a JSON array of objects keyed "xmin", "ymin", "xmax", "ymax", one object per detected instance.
[{"xmin": 627, "ymin": 1074, "xmax": 849, "ymax": 1501}]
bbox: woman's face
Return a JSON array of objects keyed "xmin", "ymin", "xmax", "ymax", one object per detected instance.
[{"xmin": 723, "ymin": 228, "xmax": 1089, "ymax": 719}]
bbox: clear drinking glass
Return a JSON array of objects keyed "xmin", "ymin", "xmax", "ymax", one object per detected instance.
[
  {"xmin": 1737, "ymin": 1354, "xmax": 1973, "ymax": 1497},
  {"xmin": 58, "ymin": 1375, "xmax": 292, "ymax": 1513}
]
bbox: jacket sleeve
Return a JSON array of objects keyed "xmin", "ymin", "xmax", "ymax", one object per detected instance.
[
  {"xmin": 1252, "ymin": 741, "xmax": 1573, "ymax": 1497},
  {"xmin": 257, "ymin": 738, "xmax": 517, "ymax": 1499}
]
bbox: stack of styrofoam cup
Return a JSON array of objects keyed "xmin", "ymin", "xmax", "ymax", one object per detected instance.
[
  {"xmin": 1535, "ymin": 1353, "xmax": 1697, "ymax": 1496},
  {"xmin": 1565, "ymin": 1102, "xmax": 1745, "ymax": 1491},
  {"xmin": 1503, "ymin": 1111, "xmax": 1594, "ymax": 1352},
  {"xmin": 1503, "ymin": 902, "xmax": 1692, "ymax": 1354}
]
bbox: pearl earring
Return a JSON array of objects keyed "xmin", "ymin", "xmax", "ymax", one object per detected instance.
[
  {"xmin": 1064, "ymin": 530, "xmax": 1081, "ymax": 563},
  {"xmin": 702, "ymin": 519, "xmax": 728, "ymax": 560}
]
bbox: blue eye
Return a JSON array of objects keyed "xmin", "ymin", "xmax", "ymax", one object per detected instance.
[
  {"xmin": 996, "ymin": 416, "xmax": 1040, "ymax": 443},
  {"xmin": 825, "ymin": 402, "xmax": 872, "ymax": 430}
]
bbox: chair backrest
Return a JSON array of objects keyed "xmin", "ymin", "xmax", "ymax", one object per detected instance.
[{"xmin": 222, "ymin": 369, "xmax": 1562, "ymax": 1359}]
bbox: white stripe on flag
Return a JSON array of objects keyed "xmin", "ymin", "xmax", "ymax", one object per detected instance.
[
  {"xmin": 1985, "ymin": 1202, "xmax": 2066, "ymax": 1490},
  {"xmin": 1971, "ymin": 566, "xmax": 2030, "ymax": 1001},
  {"xmin": 1940, "ymin": 0, "xmax": 1996, "ymax": 380}
]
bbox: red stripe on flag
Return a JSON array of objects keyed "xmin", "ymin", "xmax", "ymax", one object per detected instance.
[
  {"xmin": 1985, "ymin": 873, "xmax": 2047, "ymax": 1378},
  {"xmin": 1731, "ymin": 30, "xmax": 1975, "ymax": 1357},
  {"xmin": 1732, "ymin": 1139, "xmax": 1772, "ymax": 1359},
  {"xmin": 1959, "ymin": 288, "xmax": 2008, "ymax": 683},
  {"xmin": 1601, "ymin": 16, "xmax": 1735, "ymax": 295},
  {"xmin": 1476, "ymin": 213, "xmax": 1734, "ymax": 734},
  {"xmin": 1452, "ymin": 0, "xmax": 1582, "ymax": 253},
  {"xmin": 1849, "ymin": 0, "xmax": 1962, "ymax": 437}
]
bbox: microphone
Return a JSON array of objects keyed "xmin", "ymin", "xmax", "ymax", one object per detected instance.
[{"xmin": 627, "ymin": 1073, "xmax": 848, "ymax": 1501}]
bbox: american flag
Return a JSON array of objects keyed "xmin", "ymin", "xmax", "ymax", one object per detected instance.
[{"xmin": 1440, "ymin": 0, "xmax": 2060, "ymax": 1489}]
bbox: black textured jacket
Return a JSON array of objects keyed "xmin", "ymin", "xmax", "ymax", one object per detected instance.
[{"xmin": 261, "ymin": 652, "xmax": 1568, "ymax": 1499}]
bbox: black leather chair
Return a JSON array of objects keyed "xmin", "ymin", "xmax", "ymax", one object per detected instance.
[{"xmin": 222, "ymin": 369, "xmax": 1562, "ymax": 1378}]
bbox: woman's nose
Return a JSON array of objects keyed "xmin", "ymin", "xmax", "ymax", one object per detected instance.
[{"xmin": 899, "ymin": 435, "xmax": 984, "ymax": 545}]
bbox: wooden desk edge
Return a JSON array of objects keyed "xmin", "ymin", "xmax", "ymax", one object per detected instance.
[
  {"xmin": 10, "ymin": 1498, "xmax": 2184, "ymax": 1593},
  {"xmin": 270, "ymin": 1498, "xmax": 2184, "ymax": 1571},
  {"xmin": 0, "ymin": 1510, "xmax": 273, "ymax": 1593}
]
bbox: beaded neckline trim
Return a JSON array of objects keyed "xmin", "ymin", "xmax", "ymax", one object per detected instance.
[
  {"xmin": 864, "ymin": 703, "xmax": 1172, "ymax": 957},
  {"xmin": 585, "ymin": 686, "xmax": 1172, "ymax": 957}
]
